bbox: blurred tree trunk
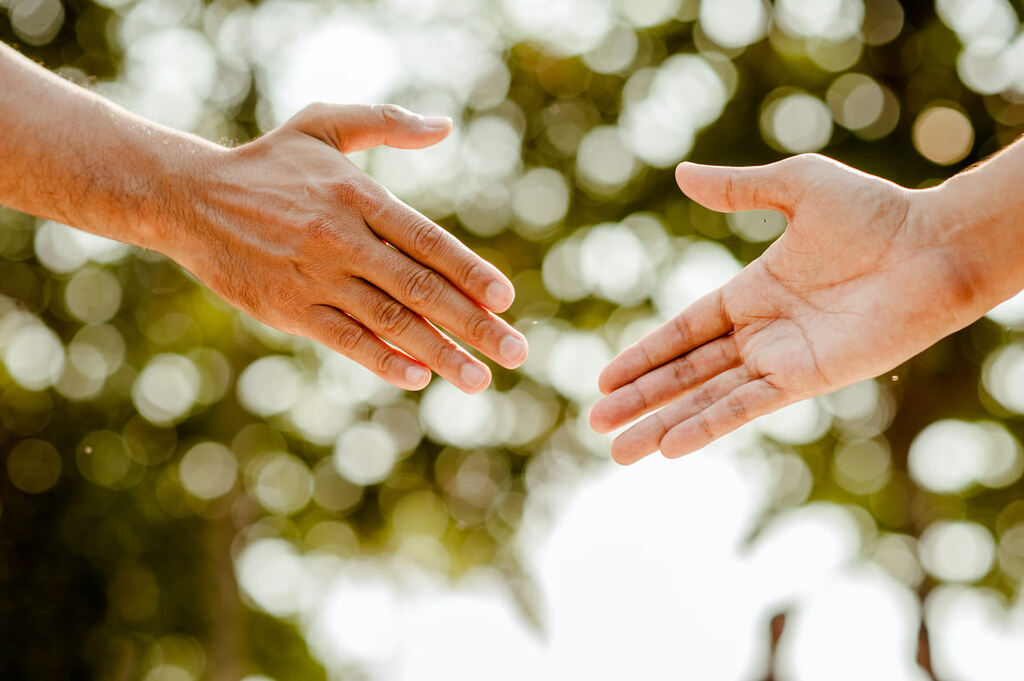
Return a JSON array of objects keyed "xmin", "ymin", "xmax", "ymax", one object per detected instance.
[{"xmin": 204, "ymin": 508, "xmax": 244, "ymax": 681}]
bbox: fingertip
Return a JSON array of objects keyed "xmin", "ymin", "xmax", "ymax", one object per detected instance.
[
  {"xmin": 403, "ymin": 364, "xmax": 432, "ymax": 391},
  {"xmin": 498, "ymin": 333, "xmax": 528, "ymax": 369},
  {"xmin": 459, "ymin": 362, "xmax": 491, "ymax": 394},
  {"xmin": 588, "ymin": 402, "xmax": 612, "ymax": 434},
  {"xmin": 485, "ymin": 280, "xmax": 515, "ymax": 313},
  {"xmin": 423, "ymin": 115, "xmax": 453, "ymax": 131}
]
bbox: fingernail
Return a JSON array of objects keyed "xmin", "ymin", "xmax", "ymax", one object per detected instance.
[
  {"xmin": 460, "ymin": 363, "xmax": 490, "ymax": 391},
  {"xmin": 424, "ymin": 116, "xmax": 452, "ymax": 129},
  {"xmin": 499, "ymin": 334, "xmax": 528, "ymax": 365},
  {"xmin": 405, "ymin": 365, "xmax": 431, "ymax": 388},
  {"xmin": 485, "ymin": 281, "xmax": 514, "ymax": 310}
]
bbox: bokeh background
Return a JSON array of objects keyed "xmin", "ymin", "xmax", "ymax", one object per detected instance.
[{"xmin": 1, "ymin": 0, "xmax": 1024, "ymax": 679}]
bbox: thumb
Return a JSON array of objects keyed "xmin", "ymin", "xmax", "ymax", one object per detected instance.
[
  {"xmin": 293, "ymin": 103, "xmax": 453, "ymax": 153},
  {"xmin": 675, "ymin": 155, "xmax": 813, "ymax": 216}
]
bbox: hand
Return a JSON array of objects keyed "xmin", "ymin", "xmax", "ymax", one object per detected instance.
[
  {"xmin": 589, "ymin": 154, "xmax": 988, "ymax": 464},
  {"xmin": 164, "ymin": 103, "xmax": 527, "ymax": 393}
]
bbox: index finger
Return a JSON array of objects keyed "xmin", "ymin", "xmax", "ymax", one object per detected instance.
[
  {"xmin": 598, "ymin": 289, "xmax": 731, "ymax": 395},
  {"xmin": 365, "ymin": 195, "xmax": 515, "ymax": 313}
]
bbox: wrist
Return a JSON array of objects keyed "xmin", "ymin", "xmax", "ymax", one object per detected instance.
[{"xmin": 917, "ymin": 173, "xmax": 1024, "ymax": 316}]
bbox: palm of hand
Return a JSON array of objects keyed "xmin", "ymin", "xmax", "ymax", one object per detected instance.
[{"xmin": 591, "ymin": 155, "xmax": 971, "ymax": 464}]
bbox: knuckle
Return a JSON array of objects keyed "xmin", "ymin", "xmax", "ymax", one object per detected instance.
[
  {"xmin": 402, "ymin": 269, "xmax": 446, "ymax": 307},
  {"xmin": 410, "ymin": 220, "xmax": 445, "ymax": 257},
  {"xmin": 465, "ymin": 313, "xmax": 493, "ymax": 344},
  {"xmin": 433, "ymin": 341, "xmax": 464, "ymax": 369},
  {"xmin": 374, "ymin": 300, "xmax": 413, "ymax": 336},
  {"xmin": 458, "ymin": 258, "xmax": 484, "ymax": 289},
  {"xmin": 373, "ymin": 103, "xmax": 404, "ymax": 126},
  {"xmin": 333, "ymin": 322, "xmax": 364, "ymax": 354},
  {"xmin": 373, "ymin": 348, "xmax": 397, "ymax": 375}
]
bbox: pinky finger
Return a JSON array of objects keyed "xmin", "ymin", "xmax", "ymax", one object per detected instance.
[
  {"xmin": 659, "ymin": 379, "xmax": 785, "ymax": 458},
  {"xmin": 306, "ymin": 305, "xmax": 432, "ymax": 390}
]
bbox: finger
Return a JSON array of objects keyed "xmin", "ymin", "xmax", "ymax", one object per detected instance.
[
  {"xmin": 357, "ymin": 243, "xmax": 528, "ymax": 369},
  {"xmin": 305, "ymin": 305, "xmax": 431, "ymax": 391},
  {"xmin": 609, "ymin": 365, "xmax": 752, "ymax": 465},
  {"xmin": 342, "ymin": 278, "xmax": 493, "ymax": 394},
  {"xmin": 293, "ymin": 103, "xmax": 453, "ymax": 153},
  {"xmin": 589, "ymin": 335, "xmax": 740, "ymax": 433},
  {"xmin": 364, "ymin": 198, "xmax": 516, "ymax": 313},
  {"xmin": 598, "ymin": 289, "xmax": 730, "ymax": 395},
  {"xmin": 659, "ymin": 378, "xmax": 786, "ymax": 458},
  {"xmin": 675, "ymin": 154, "xmax": 818, "ymax": 216}
]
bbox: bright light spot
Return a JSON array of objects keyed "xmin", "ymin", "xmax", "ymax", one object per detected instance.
[
  {"xmin": 575, "ymin": 125, "xmax": 636, "ymax": 191},
  {"xmin": 253, "ymin": 452, "xmax": 313, "ymax": 515},
  {"xmin": 621, "ymin": 55, "xmax": 729, "ymax": 167},
  {"xmin": 9, "ymin": 0, "xmax": 64, "ymax": 46},
  {"xmin": 908, "ymin": 419, "xmax": 1021, "ymax": 493},
  {"xmin": 986, "ymin": 289, "xmax": 1024, "ymax": 328},
  {"xmin": 3, "ymin": 323, "xmax": 64, "ymax": 390},
  {"xmin": 579, "ymin": 223, "xmax": 652, "ymax": 305},
  {"xmin": 312, "ymin": 459, "xmax": 364, "ymax": 514},
  {"xmin": 309, "ymin": 571, "xmax": 401, "ymax": 664},
  {"xmin": 265, "ymin": 13, "xmax": 401, "ymax": 124},
  {"xmin": 123, "ymin": 28, "xmax": 217, "ymax": 130},
  {"xmin": 333, "ymin": 422, "xmax": 399, "ymax": 485},
  {"xmin": 776, "ymin": 0, "xmax": 865, "ymax": 42},
  {"xmin": 237, "ymin": 355, "xmax": 303, "ymax": 417},
  {"xmin": 464, "ymin": 116, "xmax": 522, "ymax": 180},
  {"xmin": 132, "ymin": 353, "xmax": 200, "ymax": 424},
  {"xmin": 619, "ymin": 0, "xmax": 681, "ymax": 28},
  {"xmin": 179, "ymin": 442, "xmax": 238, "ymax": 500},
  {"xmin": 512, "ymin": 168, "xmax": 570, "ymax": 237},
  {"xmin": 936, "ymin": 0, "xmax": 1018, "ymax": 47},
  {"xmin": 6, "ymin": 439, "xmax": 62, "ymax": 493},
  {"xmin": 919, "ymin": 521, "xmax": 995, "ymax": 582},
  {"xmin": 289, "ymin": 386, "xmax": 353, "ymax": 446},
  {"xmin": 762, "ymin": 92, "xmax": 834, "ymax": 153},
  {"xmin": 699, "ymin": 0, "xmax": 769, "ymax": 49},
  {"xmin": 420, "ymin": 382, "xmax": 497, "ymax": 448},
  {"xmin": 824, "ymin": 379, "xmax": 880, "ymax": 421},
  {"xmin": 582, "ymin": 25, "xmax": 638, "ymax": 74},
  {"xmin": 236, "ymin": 538, "xmax": 306, "ymax": 617},
  {"xmin": 999, "ymin": 523, "xmax": 1024, "ymax": 580},
  {"xmin": 65, "ymin": 267, "xmax": 122, "ymax": 324},
  {"xmin": 142, "ymin": 664, "xmax": 192, "ymax": 681},
  {"xmin": 913, "ymin": 106, "xmax": 974, "ymax": 165},
  {"xmin": 546, "ymin": 331, "xmax": 610, "ymax": 401},
  {"xmin": 775, "ymin": 566, "xmax": 923, "ymax": 681},
  {"xmin": 832, "ymin": 438, "xmax": 891, "ymax": 495},
  {"xmin": 958, "ymin": 40, "xmax": 1016, "ymax": 94},
  {"xmin": 727, "ymin": 209, "xmax": 787, "ymax": 242},
  {"xmin": 756, "ymin": 398, "xmax": 831, "ymax": 445},
  {"xmin": 926, "ymin": 584, "xmax": 1024, "ymax": 681},
  {"xmin": 827, "ymin": 73, "xmax": 885, "ymax": 130},
  {"xmin": 654, "ymin": 241, "xmax": 741, "ymax": 319},
  {"xmin": 542, "ymin": 236, "xmax": 588, "ymax": 302},
  {"xmin": 984, "ymin": 342, "xmax": 1024, "ymax": 414},
  {"xmin": 873, "ymin": 534, "xmax": 924, "ymax": 587},
  {"xmin": 863, "ymin": 0, "xmax": 904, "ymax": 46},
  {"xmin": 500, "ymin": 0, "xmax": 614, "ymax": 56}
]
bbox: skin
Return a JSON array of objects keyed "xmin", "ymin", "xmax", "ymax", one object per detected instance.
[
  {"xmin": 0, "ymin": 42, "xmax": 527, "ymax": 393},
  {"xmin": 590, "ymin": 150, "xmax": 1024, "ymax": 465}
]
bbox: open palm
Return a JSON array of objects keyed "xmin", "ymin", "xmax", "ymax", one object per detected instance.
[{"xmin": 590, "ymin": 154, "xmax": 981, "ymax": 464}]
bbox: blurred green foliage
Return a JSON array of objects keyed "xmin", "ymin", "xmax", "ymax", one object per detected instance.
[{"xmin": 1, "ymin": 1, "xmax": 1023, "ymax": 680}]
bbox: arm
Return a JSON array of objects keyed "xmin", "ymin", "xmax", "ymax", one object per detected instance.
[
  {"xmin": 589, "ymin": 144, "xmax": 1024, "ymax": 464},
  {"xmin": 0, "ymin": 42, "xmax": 528, "ymax": 393}
]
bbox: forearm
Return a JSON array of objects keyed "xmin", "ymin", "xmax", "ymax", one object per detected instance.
[
  {"xmin": 926, "ymin": 137, "xmax": 1024, "ymax": 312},
  {"xmin": 0, "ymin": 42, "xmax": 220, "ymax": 251}
]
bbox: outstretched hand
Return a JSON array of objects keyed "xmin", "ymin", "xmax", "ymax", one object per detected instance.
[
  {"xmin": 590, "ymin": 154, "xmax": 987, "ymax": 464},
  {"xmin": 167, "ymin": 104, "xmax": 527, "ymax": 394}
]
